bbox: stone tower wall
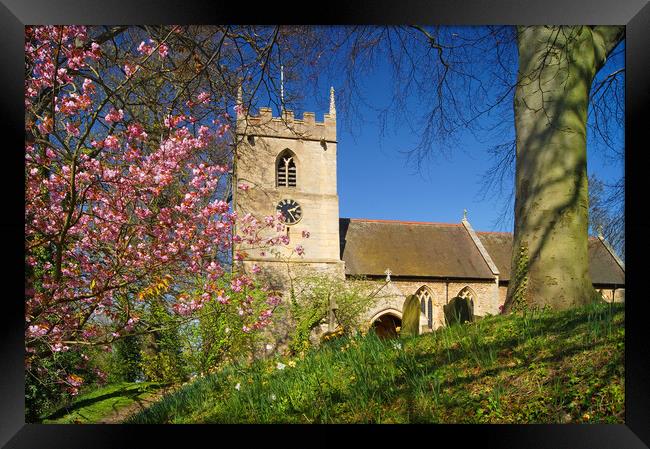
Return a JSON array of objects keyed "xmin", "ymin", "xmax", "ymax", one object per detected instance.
[{"xmin": 235, "ymin": 106, "xmax": 344, "ymax": 281}]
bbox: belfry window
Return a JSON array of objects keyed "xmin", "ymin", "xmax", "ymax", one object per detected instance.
[{"xmin": 277, "ymin": 150, "xmax": 296, "ymax": 187}]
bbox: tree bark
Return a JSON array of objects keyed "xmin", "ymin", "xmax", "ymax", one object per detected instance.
[{"xmin": 504, "ymin": 26, "xmax": 624, "ymax": 312}]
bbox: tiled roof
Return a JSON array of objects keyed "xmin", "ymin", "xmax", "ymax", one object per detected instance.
[
  {"xmin": 339, "ymin": 218, "xmax": 494, "ymax": 279},
  {"xmin": 476, "ymin": 232, "xmax": 625, "ymax": 285},
  {"xmin": 339, "ymin": 218, "xmax": 625, "ymax": 286}
]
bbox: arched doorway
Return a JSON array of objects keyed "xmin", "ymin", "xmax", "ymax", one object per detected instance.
[{"xmin": 370, "ymin": 313, "xmax": 402, "ymax": 339}]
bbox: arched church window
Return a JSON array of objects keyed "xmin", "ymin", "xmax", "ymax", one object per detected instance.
[
  {"xmin": 277, "ymin": 149, "xmax": 296, "ymax": 187},
  {"xmin": 415, "ymin": 286, "xmax": 433, "ymax": 329},
  {"xmin": 444, "ymin": 286, "xmax": 476, "ymax": 325}
]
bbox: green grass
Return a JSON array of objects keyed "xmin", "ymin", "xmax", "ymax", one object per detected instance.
[
  {"xmin": 42, "ymin": 382, "xmax": 165, "ymax": 424},
  {"xmin": 127, "ymin": 301, "xmax": 625, "ymax": 424}
]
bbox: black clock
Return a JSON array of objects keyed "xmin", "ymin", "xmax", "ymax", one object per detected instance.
[{"xmin": 276, "ymin": 199, "xmax": 302, "ymax": 225}]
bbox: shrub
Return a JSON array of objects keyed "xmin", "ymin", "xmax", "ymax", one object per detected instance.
[
  {"xmin": 111, "ymin": 335, "xmax": 143, "ymax": 382},
  {"xmin": 285, "ymin": 274, "xmax": 371, "ymax": 354},
  {"xmin": 139, "ymin": 300, "xmax": 187, "ymax": 384}
]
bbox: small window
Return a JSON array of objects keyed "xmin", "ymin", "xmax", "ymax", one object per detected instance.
[
  {"xmin": 277, "ymin": 149, "xmax": 296, "ymax": 187},
  {"xmin": 415, "ymin": 286, "xmax": 433, "ymax": 329}
]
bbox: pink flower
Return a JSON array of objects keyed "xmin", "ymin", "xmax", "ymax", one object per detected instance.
[
  {"xmin": 137, "ymin": 40, "xmax": 154, "ymax": 55},
  {"xmin": 237, "ymin": 183, "xmax": 250, "ymax": 191},
  {"xmin": 127, "ymin": 123, "xmax": 147, "ymax": 141},
  {"xmin": 158, "ymin": 43, "xmax": 169, "ymax": 58},
  {"xmin": 104, "ymin": 108, "xmax": 124, "ymax": 123},
  {"xmin": 82, "ymin": 78, "xmax": 94, "ymax": 93},
  {"xmin": 251, "ymin": 264, "xmax": 261, "ymax": 274},
  {"xmin": 37, "ymin": 116, "xmax": 53, "ymax": 134},
  {"xmin": 65, "ymin": 122, "xmax": 80, "ymax": 137},
  {"xmin": 103, "ymin": 135, "xmax": 120, "ymax": 150},
  {"xmin": 295, "ymin": 245, "xmax": 305, "ymax": 256},
  {"xmin": 197, "ymin": 91, "xmax": 210, "ymax": 104},
  {"xmin": 27, "ymin": 324, "xmax": 48, "ymax": 338},
  {"xmin": 124, "ymin": 63, "xmax": 138, "ymax": 77},
  {"xmin": 267, "ymin": 295, "xmax": 281, "ymax": 306}
]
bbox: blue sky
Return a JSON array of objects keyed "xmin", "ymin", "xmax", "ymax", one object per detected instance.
[{"xmin": 268, "ymin": 30, "xmax": 625, "ymax": 233}]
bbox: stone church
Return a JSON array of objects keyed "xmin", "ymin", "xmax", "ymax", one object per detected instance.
[{"xmin": 234, "ymin": 88, "xmax": 625, "ymax": 337}]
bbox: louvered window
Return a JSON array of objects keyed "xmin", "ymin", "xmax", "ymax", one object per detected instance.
[{"xmin": 277, "ymin": 150, "xmax": 296, "ymax": 187}]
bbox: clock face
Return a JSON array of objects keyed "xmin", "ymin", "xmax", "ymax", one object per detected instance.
[{"xmin": 276, "ymin": 199, "xmax": 302, "ymax": 225}]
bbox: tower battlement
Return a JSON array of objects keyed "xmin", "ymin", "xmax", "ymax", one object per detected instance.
[
  {"xmin": 236, "ymin": 87, "xmax": 337, "ymax": 142},
  {"xmin": 236, "ymin": 108, "xmax": 336, "ymax": 142}
]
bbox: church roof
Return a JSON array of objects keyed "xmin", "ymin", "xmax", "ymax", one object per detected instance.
[
  {"xmin": 339, "ymin": 218, "xmax": 495, "ymax": 279},
  {"xmin": 339, "ymin": 218, "xmax": 625, "ymax": 286},
  {"xmin": 476, "ymin": 232, "xmax": 625, "ymax": 286}
]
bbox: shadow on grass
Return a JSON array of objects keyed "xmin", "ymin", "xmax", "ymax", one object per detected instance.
[{"xmin": 43, "ymin": 383, "xmax": 164, "ymax": 421}]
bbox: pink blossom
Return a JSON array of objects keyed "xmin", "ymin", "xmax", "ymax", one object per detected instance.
[
  {"xmin": 197, "ymin": 91, "xmax": 210, "ymax": 104},
  {"xmin": 137, "ymin": 40, "xmax": 154, "ymax": 55},
  {"xmin": 127, "ymin": 123, "xmax": 147, "ymax": 141},
  {"xmin": 158, "ymin": 43, "xmax": 169, "ymax": 58},
  {"xmin": 237, "ymin": 183, "xmax": 250, "ymax": 191},
  {"xmin": 104, "ymin": 108, "xmax": 124, "ymax": 123},
  {"xmin": 65, "ymin": 122, "xmax": 80, "ymax": 136},
  {"xmin": 124, "ymin": 63, "xmax": 138, "ymax": 77},
  {"xmin": 27, "ymin": 324, "xmax": 48, "ymax": 338},
  {"xmin": 295, "ymin": 245, "xmax": 305, "ymax": 256},
  {"xmin": 82, "ymin": 78, "xmax": 95, "ymax": 93},
  {"xmin": 103, "ymin": 135, "xmax": 120, "ymax": 150}
]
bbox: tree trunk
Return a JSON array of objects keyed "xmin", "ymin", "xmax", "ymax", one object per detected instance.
[{"xmin": 504, "ymin": 26, "xmax": 624, "ymax": 312}]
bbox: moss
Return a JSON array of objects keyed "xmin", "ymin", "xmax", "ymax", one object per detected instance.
[{"xmin": 511, "ymin": 244, "xmax": 530, "ymax": 312}]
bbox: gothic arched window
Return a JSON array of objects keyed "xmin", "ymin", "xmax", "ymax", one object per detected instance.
[
  {"xmin": 444, "ymin": 286, "xmax": 476, "ymax": 325},
  {"xmin": 276, "ymin": 149, "xmax": 296, "ymax": 187},
  {"xmin": 415, "ymin": 286, "xmax": 433, "ymax": 329}
]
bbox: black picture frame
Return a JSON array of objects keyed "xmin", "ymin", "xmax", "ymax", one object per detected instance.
[{"xmin": 3, "ymin": 0, "xmax": 648, "ymax": 447}]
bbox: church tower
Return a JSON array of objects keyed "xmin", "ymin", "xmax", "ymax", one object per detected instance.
[{"xmin": 234, "ymin": 88, "xmax": 345, "ymax": 287}]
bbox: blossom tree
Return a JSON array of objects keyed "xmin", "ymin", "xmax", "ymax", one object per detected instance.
[{"xmin": 24, "ymin": 25, "xmax": 291, "ymax": 407}]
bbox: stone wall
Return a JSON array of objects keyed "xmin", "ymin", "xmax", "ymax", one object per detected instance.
[
  {"xmin": 597, "ymin": 287, "xmax": 625, "ymax": 303},
  {"xmin": 345, "ymin": 277, "xmax": 501, "ymax": 332}
]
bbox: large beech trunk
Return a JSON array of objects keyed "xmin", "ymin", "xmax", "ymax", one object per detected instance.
[{"xmin": 504, "ymin": 26, "xmax": 624, "ymax": 311}]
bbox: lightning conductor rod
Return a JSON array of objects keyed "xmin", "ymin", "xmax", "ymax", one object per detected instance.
[{"xmin": 280, "ymin": 64, "xmax": 284, "ymax": 112}]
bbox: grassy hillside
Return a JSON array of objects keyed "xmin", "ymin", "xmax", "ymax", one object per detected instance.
[
  {"xmin": 127, "ymin": 301, "xmax": 624, "ymax": 424},
  {"xmin": 42, "ymin": 382, "xmax": 165, "ymax": 424}
]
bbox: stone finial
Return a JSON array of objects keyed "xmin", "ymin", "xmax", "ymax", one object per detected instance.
[
  {"xmin": 463, "ymin": 209, "xmax": 468, "ymax": 221},
  {"xmin": 384, "ymin": 268, "xmax": 392, "ymax": 282},
  {"xmin": 329, "ymin": 86, "xmax": 336, "ymax": 116},
  {"xmin": 280, "ymin": 65, "xmax": 284, "ymax": 109}
]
